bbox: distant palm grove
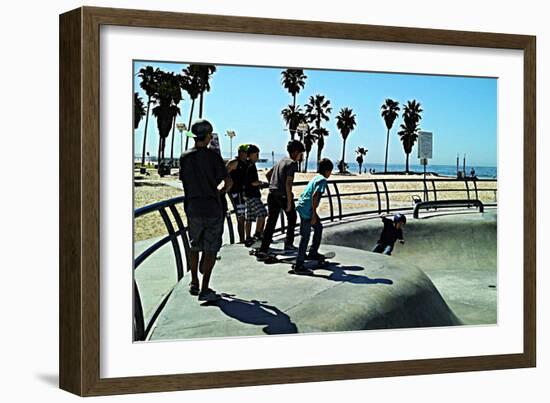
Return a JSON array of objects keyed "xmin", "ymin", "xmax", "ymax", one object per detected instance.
[{"xmin": 134, "ymin": 64, "xmax": 424, "ymax": 174}]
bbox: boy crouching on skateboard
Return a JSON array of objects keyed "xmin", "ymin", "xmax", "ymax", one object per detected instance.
[
  {"xmin": 293, "ymin": 158, "xmax": 334, "ymax": 275},
  {"xmin": 372, "ymin": 213, "xmax": 407, "ymax": 255}
]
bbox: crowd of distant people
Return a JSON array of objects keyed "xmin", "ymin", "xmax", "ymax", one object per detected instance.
[{"xmin": 179, "ymin": 119, "xmax": 406, "ymax": 303}]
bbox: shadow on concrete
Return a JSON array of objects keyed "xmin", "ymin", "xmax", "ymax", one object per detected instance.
[
  {"xmin": 310, "ymin": 263, "xmax": 394, "ymax": 285},
  {"xmin": 205, "ymin": 294, "xmax": 298, "ymax": 335}
]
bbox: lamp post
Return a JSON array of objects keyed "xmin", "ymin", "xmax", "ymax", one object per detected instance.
[
  {"xmin": 176, "ymin": 123, "xmax": 187, "ymax": 158},
  {"xmin": 226, "ymin": 130, "xmax": 236, "ymax": 159},
  {"xmin": 296, "ymin": 122, "xmax": 309, "ymax": 171}
]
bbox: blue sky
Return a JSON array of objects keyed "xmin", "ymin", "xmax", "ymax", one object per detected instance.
[{"xmin": 133, "ymin": 60, "xmax": 497, "ymax": 167}]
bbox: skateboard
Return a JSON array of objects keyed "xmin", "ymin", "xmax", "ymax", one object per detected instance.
[
  {"xmin": 282, "ymin": 251, "xmax": 336, "ymax": 275},
  {"xmin": 248, "ymin": 247, "xmax": 298, "ymax": 258},
  {"xmin": 288, "ymin": 252, "xmax": 336, "ymax": 276},
  {"xmin": 249, "ymin": 248, "xmax": 335, "ymax": 268},
  {"xmin": 276, "ymin": 251, "xmax": 335, "ymax": 263}
]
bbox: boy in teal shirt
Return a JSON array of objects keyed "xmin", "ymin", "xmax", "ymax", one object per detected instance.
[{"xmin": 293, "ymin": 158, "xmax": 334, "ymax": 274}]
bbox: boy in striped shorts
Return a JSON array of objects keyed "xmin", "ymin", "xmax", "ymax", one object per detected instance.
[{"xmin": 244, "ymin": 144, "xmax": 268, "ymax": 247}]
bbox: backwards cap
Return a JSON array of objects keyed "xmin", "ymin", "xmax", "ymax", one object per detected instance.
[{"xmin": 238, "ymin": 144, "xmax": 249, "ymax": 152}]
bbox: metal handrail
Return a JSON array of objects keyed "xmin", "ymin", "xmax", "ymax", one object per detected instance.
[
  {"xmin": 413, "ymin": 199, "xmax": 485, "ymax": 218},
  {"xmin": 133, "ymin": 176, "xmax": 497, "ymax": 340},
  {"xmin": 134, "ymin": 197, "xmax": 188, "ymax": 341}
]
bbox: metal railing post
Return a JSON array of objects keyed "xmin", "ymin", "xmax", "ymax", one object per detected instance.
[
  {"xmin": 168, "ymin": 204, "xmax": 190, "ymax": 276},
  {"xmin": 382, "ymin": 180, "xmax": 390, "ymax": 213},
  {"xmin": 325, "ymin": 184, "xmax": 335, "ymax": 221},
  {"xmin": 133, "ymin": 280, "xmax": 145, "ymax": 342},
  {"xmin": 159, "ymin": 208, "xmax": 184, "ymax": 281},
  {"xmin": 373, "ymin": 181, "xmax": 382, "ymax": 215},
  {"xmin": 431, "ymin": 179, "xmax": 438, "ymax": 203},
  {"xmin": 333, "ymin": 182, "xmax": 343, "ymax": 220}
]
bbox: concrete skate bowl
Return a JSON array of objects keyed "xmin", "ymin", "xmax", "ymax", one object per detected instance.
[
  {"xmin": 143, "ymin": 243, "xmax": 462, "ymax": 341},
  {"xmin": 321, "ymin": 210, "xmax": 497, "ymax": 325},
  {"xmin": 133, "ymin": 177, "xmax": 497, "ymax": 340}
]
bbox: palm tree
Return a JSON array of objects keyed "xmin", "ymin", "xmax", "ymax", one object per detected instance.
[
  {"xmin": 355, "ymin": 147, "xmax": 368, "ymax": 174},
  {"xmin": 313, "ymin": 127, "xmax": 330, "ymax": 173},
  {"xmin": 398, "ymin": 100, "xmax": 423, "ymax": 173},
  {"xmin": 168, "ymin": 73, "xmax": 184, "ymax": 163},
  {"xmin": 194, "ymin": 64, "xmax": 217, "ymax": 118},
  {"xmin": 281, "ymin": 69, "xmax": 307, "ymax": 139},
  {"xmin": 181, "ymin": 66, "xmax": 202, "ymax": 150},
  {"xmin": 134, "ymin": 92, "xmax": 146, "ymax": 130},
  {"xmin": 281, "ymin": 104, "xmax": 305, "ymax": 141},
  {"xmin": 398, "ymin": 120, "xmax": 420, "ymax": 174},
  {"xmin": 336, "ymin": 108, "xmax": 357, "ymax": 173},
  {"xmin": 152, "ymin": 71, "xmax": 181, "ymax": 163},
  {"xmin": 403, "ymin": 99, "xmax": 423, "ymax": 125},
  {"xmin": 137, "ymin": 66, "xmax": 161, "ymax": 167},
  {"xmin": 305, "ymin": 94, "xmax": 332, "ymax": 168},
  {"xmin": 380, "ymin": 99, "xmax": 400, "ymax": 173},
  {"xmin": 303, "ymin": 125, "xmax": 318, "ymax": 173}
]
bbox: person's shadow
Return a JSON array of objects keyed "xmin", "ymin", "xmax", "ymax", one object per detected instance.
[
  {"xmin": 309, "ymin": 263, "xmax": 394, "ymax": 285},
  {"xmin": 204, "ymin": 294, "xmax": 298, "ymax": 335}
]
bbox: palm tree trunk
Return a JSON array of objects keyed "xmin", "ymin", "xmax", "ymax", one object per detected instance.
[
  {"xmin": 157, "ymin": 140, "xmax": 161, "ymax": 166},
  {"xmin": 341, "ymin": 138, "xmax": 347, "ymax": 172},
  {"xmin": 169, "ymin": 115, "xmax": 176, "ymax": 163},
  {"xmin": 384, "ymin": 128, "xmax": 390, "ymax": 173},
  {"xmin": 304, "ymin": 151, "xmax": 309, "ymax": 173},
  {"xmin": 406, "ymin": 153, "xmax": 410, "ymax": 173},
  {"xmin": 140, "ymin": 97, "xmax": 151, "ymax": 166},
  {"xmin": 290, "ymin": 94, "xmax": 296, "ymax": 140},
  {"xmin": 359, "ymin": 163, "xmax": 362, "ymax": 174},
  {"xmin": 199, "ymin": 92, "xmax": 204, "ymax": 118},
  {"xmin": 185, "ymin": 99, "xmax": 195, "ymax": 151},
  {"xmin": 317, "ymin": 137, "xmax": 324, "ymax": 170}
]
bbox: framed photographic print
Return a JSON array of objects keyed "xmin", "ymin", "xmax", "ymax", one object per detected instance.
[{"xmin": 59, "ymin": 6, "xmax": 536, "ymax": 396}]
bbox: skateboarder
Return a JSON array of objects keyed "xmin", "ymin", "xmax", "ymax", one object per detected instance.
[
  {"xmin": 372, "ymin": 213, "xmax": 406, "ymax": 255},
  {"xmin": 243, "ymin": 144, "xmax": 268, "ymax": 247},
  {"xmin": 179, "ymin": 119, "xmax": 233, "ymax": 302},
  {"xmin": 226, "ymin": 144, "xmax": 250, "ymax": 243},
  {"xmin": 256, "ymin": 140, "xmax": 305, "ymax": 262},
  {"xmin": 293, "ymin": 158, "xmax": 334, "ymax": 274}
]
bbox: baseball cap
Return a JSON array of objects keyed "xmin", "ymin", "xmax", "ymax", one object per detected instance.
[{"xmin": 186, "ymin": 119, "xmax": 213, "ymax": 140}]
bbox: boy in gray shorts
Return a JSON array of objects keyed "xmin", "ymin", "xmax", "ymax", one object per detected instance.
[{"xmin": 179, "ymin": 119, "xmax": 233, "ymax": 302}]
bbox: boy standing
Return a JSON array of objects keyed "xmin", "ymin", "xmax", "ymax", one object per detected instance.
[
  {"xmin": 243, "ymin": 144, "xmax": 268, "ymax": 247},
  {"xmin": 226, "ymin": 144, "xmax": 249, "ymax": 243},
  {"xmin": 293, "ymin": 158, "xmax": 334, "ymax": 274},
  {"xmin": 179, "ymin": 119, "xmax": 233, "ymax": 302},
  {"xmin": 256, "ymin": 140, "xmax": 305, "ymax": 261},
  {"xmin": 372, "ymin": 213, "xmax": 407, "ymax": 256}
]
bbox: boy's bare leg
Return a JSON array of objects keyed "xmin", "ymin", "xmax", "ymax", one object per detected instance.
[
  {"xmin": 199, "ymin": 252, "xmax": 218, "ymax": 293},
  {"xmin": 189, "ymin": 251, "xmax": 200, "ymax": 287},
  {"xmin": 255, "ymin": 217, "xmax": 265, "ymax": 237},
  {"xmin": 245, "ymin": 221, "xmax": 252, "ymax": 240},
  {"xmin": 237, "ymin": 217, "xmax": 245, "ymax": 243}
]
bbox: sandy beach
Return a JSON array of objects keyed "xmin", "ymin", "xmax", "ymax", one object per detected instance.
[{"xmin": 134, "ymin": 167, "xmax": 497, "ymax": 241}]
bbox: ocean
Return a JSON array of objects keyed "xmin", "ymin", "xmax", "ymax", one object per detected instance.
[
  {"xmin": 256, "ymin": 160, "xmax": 497, "ymax": 179},
  {"xmin": 134, "ymin": 153, "xmax": 497, "ymax": 179}
]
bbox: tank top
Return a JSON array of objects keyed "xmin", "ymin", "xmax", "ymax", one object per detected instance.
[{"xmin": 229, "ymin": 157, "xmax": 248, "ymax": 193}]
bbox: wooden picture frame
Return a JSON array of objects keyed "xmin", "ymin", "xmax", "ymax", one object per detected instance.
[{"xmin": 59, "ymin": 6, "xmax": 536, "ymax": 396}]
